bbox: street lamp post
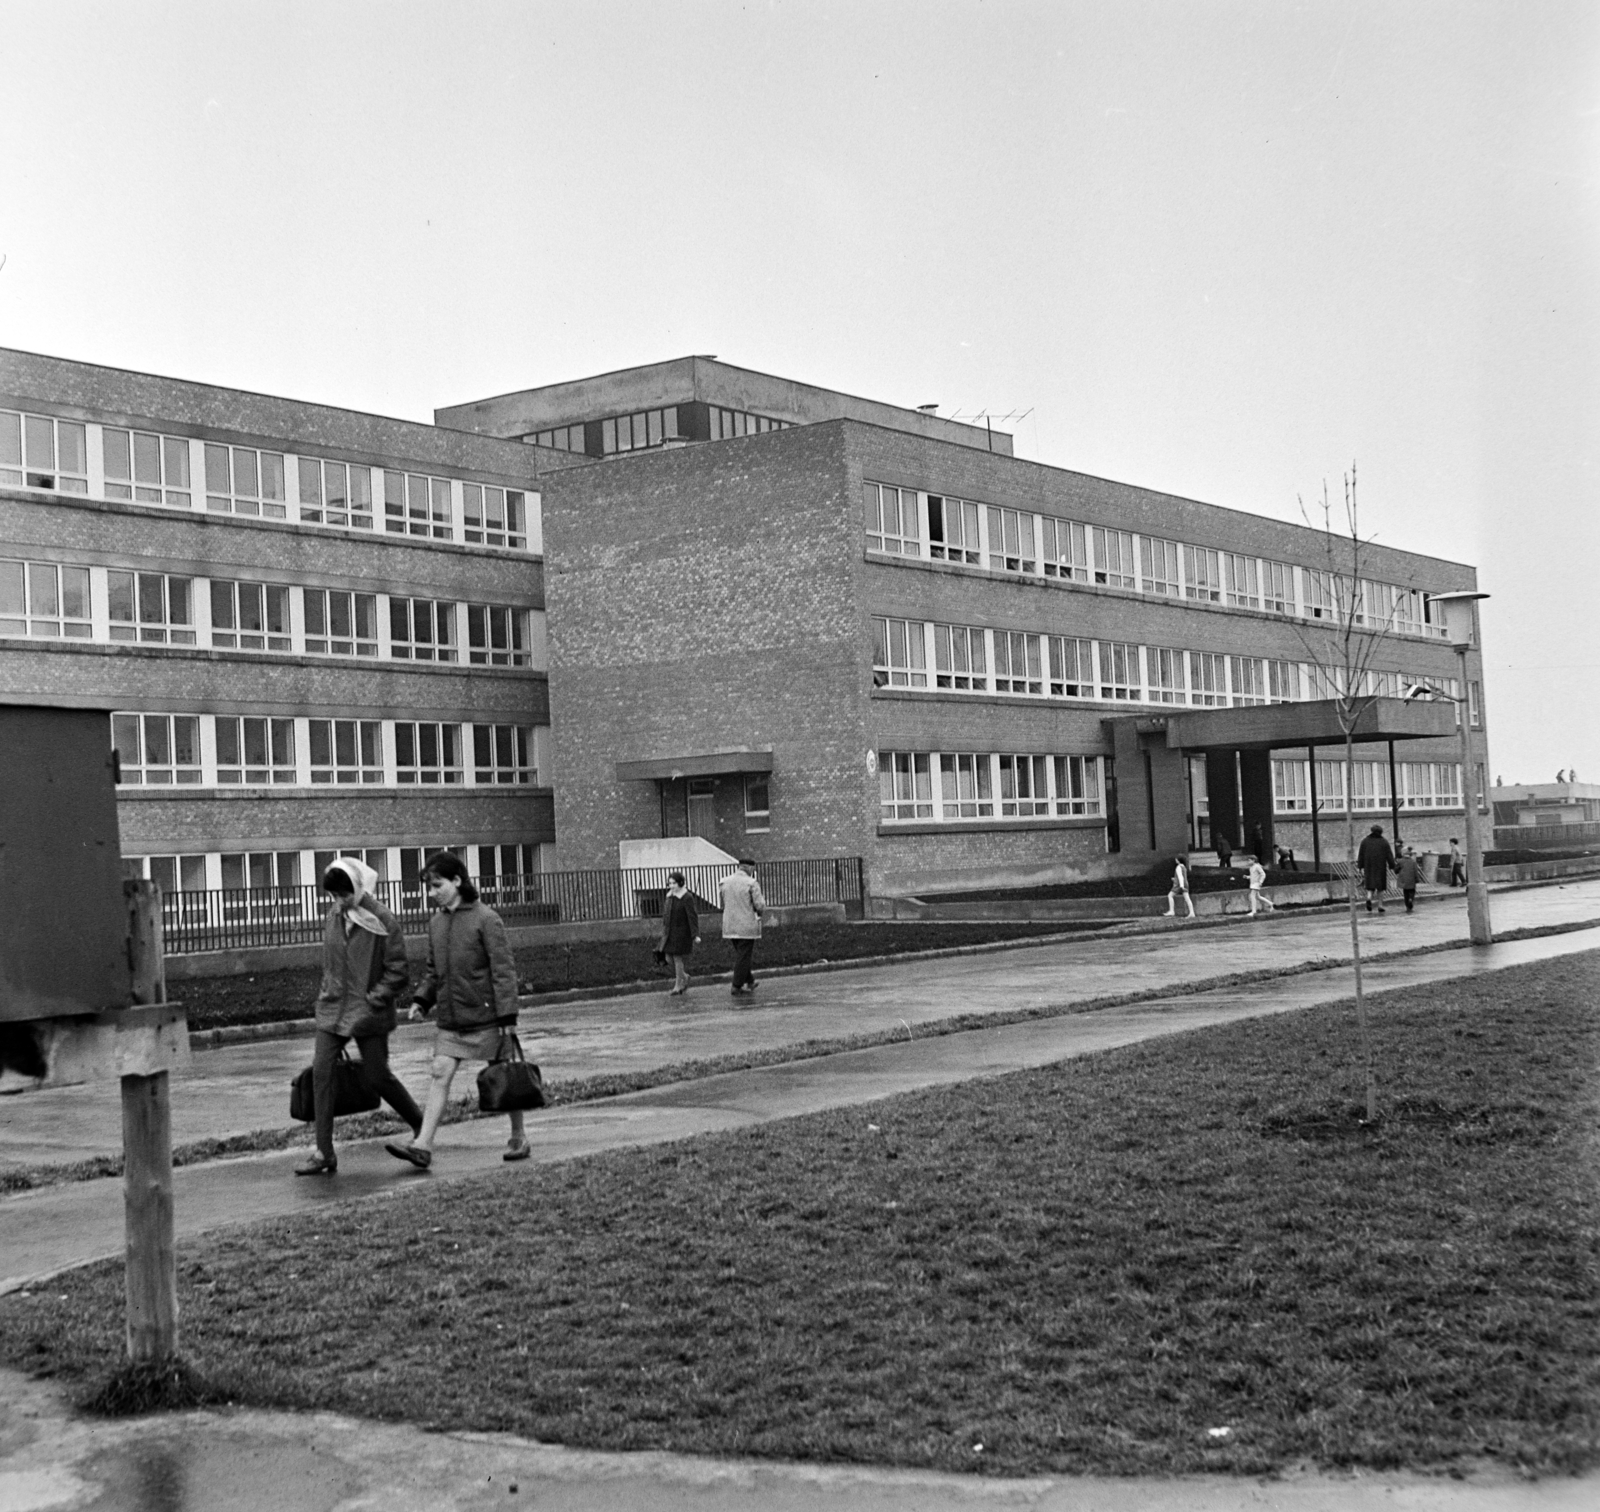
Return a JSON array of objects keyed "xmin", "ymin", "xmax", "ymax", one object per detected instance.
[{"xmin": 1429, "ymin": 592, "xmax": 1493, "ymax": 945}]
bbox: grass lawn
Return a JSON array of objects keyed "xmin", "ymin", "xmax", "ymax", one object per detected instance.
[
  {"xmin": 5, "ymin": 952, "xmax": 1596, "ymax": 1477},
  {"xmin": 178, "ymin": 919, "xmax": 1104, "ymax": 1031}
]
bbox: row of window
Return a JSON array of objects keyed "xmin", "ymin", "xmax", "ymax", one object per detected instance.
[
  {"xmin": 127, "ymin": 842, "xmax": 549, "ymax": 896},
  {"xmin": 525, "ymin": 405, "xmax": 794, "ymax": 457},
  {"xmin": 869, "ymin": 616, "xmax": 1478, "ymax": 720},
  {"xmin": 1267, "ymin": 759, "xmax": 1463, "ymax": 814},
  {"xmin": 879, "ymin": 751, "xmax": 1105, "ymax": 824},
  {"xmin": 863, "ymin": 480, "xmax": 1442, "ymax": 638},
  {"xmin": 0, "ymin": 557, "xmax": 539, "ymax": 666},
  {"xmin": 112, "ymin": 714, "xmax": 541, "ymax": 787},
  {"xmin": 1, "ymin": 408, "xmax": 532, "ymax": 549}
]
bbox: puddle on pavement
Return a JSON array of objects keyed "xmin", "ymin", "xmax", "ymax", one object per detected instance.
[{"xmin": 78, "ymin": 1430, "xmax": 359, "ymax": 1512}]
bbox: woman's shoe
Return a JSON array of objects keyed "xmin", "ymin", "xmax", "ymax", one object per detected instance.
[
  {"xmin": 294, "ymin": 1153, "xmax": 337, "ymax": 1176},
  {"xmin": 503, "ymin": 1137, "xmax": 531, "ymax": 1162},
  {"xmin": 385, "ymin": 1141, "xmax": 432, "ymax": 1170}
]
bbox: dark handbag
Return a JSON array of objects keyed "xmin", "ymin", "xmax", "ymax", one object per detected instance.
[
  {"xmin": 653, "ymin": 947, "xmax": 667, "ymax": 965},
  {"xmin": 477, "ymin": 1031, "xmax": 546, "ymax": 1112},
  {"xmin": 289, "ymin": 1046, "xmax": 382, "ymax": 1122}
]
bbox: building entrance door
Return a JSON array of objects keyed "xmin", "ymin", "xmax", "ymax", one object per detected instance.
[{"xmin": 687, "ymin": 778, "xmax": 717, "ymax": 837}]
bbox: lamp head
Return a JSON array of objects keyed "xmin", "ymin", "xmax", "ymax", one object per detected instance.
[{"xmin": 1427, "ymin": 590, "xmax": 1489, "ymax": 649}]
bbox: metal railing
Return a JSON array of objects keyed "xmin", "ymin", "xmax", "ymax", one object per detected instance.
[{"xmin": 158, "ymin": 857, "xmax": 865, "ymax": 956}]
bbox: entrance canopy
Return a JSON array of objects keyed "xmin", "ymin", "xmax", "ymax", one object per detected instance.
[
  {"xmin": 615, "ymin": 746, "xmax": 774, "ymax": 782},
  {"xmin": 1159, "ymin": 697, "xmax": 1454, "ymax": 753}
]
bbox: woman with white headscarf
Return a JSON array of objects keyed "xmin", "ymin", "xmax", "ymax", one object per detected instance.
[{"xmin": 295, "ymin": 858, "xmax": 423, "ymax": 1176}]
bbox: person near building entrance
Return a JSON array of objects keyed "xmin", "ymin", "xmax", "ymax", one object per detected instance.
[
  {"xmin": 1213, "ymin": 831, "xmax": 1232, "ymax": 868},
  {"xmin": 388, "ymin": 851, "xmax": 528, "ymax": 1169},
  {"xmin": 1447, "ymin": 838, "xmax": 1466, "ymax": 888},
  {"xmin": 296, "ymin": 859, "xmax": 422, "ymax": 1177},
  {"xmin": 1394, "ymin": 846, "xmax": 1422, "ymax": 913},
  {"xmin": 1164, "ymin": 857, "xmax": 1195, "ymax": 919},
  {"xmin": 1247, "ymin": 856, "xmax": 1274, "ymax": 916},
  {"xmin": 1357, "ymin": 824, "xmax": 1396, "ymax": 914},
  {"xmin": 719, "ymin": 858, "xmax": 767, "ymax": 996},
  {"xmin": 659, "ymin": 871, "xmax": 700, "ymax": 997}
]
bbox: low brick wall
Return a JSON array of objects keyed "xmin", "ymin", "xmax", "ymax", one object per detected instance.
[{"xmin": 163, "ymin": 901, "xmax": 847, "ymax": 981}]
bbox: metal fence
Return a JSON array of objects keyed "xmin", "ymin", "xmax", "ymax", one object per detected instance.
[{"xmin": 158, "ymin": 857, "xmax": 866, "ymax": 956}]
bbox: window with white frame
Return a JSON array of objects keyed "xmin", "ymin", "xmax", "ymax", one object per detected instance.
[
  {"xmin": 395, "ymin": 722, "xmax": 463, "ymax": 784},
  {"xmin": 318, "ymin": 848, "xmax": 390, "ymax": 884},
  {"xmin": 1054, "ymin": 755, "xmax": 1102, "ymax": 816},
  {"xmin": 1147, "ymin": 646, "xmax": 1186, "ymax": 704},
  {"xmin": 1140, "ymin": 536, "xmax": 1180, "ymax": 596},
  {"xmin": 933, "ymin": 623, "xmax": 986, "ymax": 690},
  {"xmin": 743, "ymin": 775, "xmax": 770, "ymax": 832},
  {"xmin": 0, "ymin": 560, "xmax": 91, "ymax": 639},
  {"xmin": 113, "ymin": 713, "xmax": 201, "ymax": 785},
  {"xmin": 1392, "ymin": 587, "xmax": 1425, "ymax": 637},
  {"xmin": 879, "ymin": 751, "xmax": 934, "ymax": 820},
  {"xmin": 1048, "ymin": 635, "xmax": 1094, "ymax": 697},
  {"xmin": 383, "ymin": 470, "xmax": 453, "ymax": 539},
  {"xmin": 925, "ymin": 494, "xmax": 981, "ymax": 564},
  {"xmin": 204, "ymin": 444, "xmax": 286, "ymax": 518},
  {"xmin": 1187, "ymin": 651, "xmax": 1227, "ymax": 706},
  {"xmin": 466, "ymin": 604, "xmax": 530, "ymax": 667},
  {"xmin": 1098, "ymin": 641, "xmax": 1141, "ymax": 700},
  {"xmin": 389, "ymin": 597, "xmax": 457, "ymax": 661},
  {"xmin": 1272, "ymin": 759, "xmax": 1311, "ymax": 811},
  {"xmin": 309, "ymin": 719, "xmax": 383, "ymax": 784},
  {"xmin": 1231, "ymin": 656, "xmax": 1267, "ymax": 706},
  {"xmin": 216, "ymin": 717, "xmax": 296, "ymax": 784},
  {"xmin": 999, "ymin": 754, "xmax": 1051, "ymax": 816},
  {"xmin": 221, "ymin": 851, "xmax": 302, "ymax": 890},
  {"xmin": 0, "ymin": 410, "xmax": 87, "ymax": 493},
  {"xmin": 1090, "ymin": 526, "xmax": 1136, "ymax": 590},
  {"xmin": 993, "ymin": 630, "xmax": 1043, "ymax": 695},
  {"xmin": 1303, "ymin": 662, "xmax": 1343, "ymax": 702},
  {"xmin": 608, "ymin": 407, "xmax": 686, "ymax": 452},
  {"xmin": 1469, "ymin": 681, "xmax": 1482, "ymax": 728},
  {"xmin": 1223, "ymin": 554, "xmax": 1260, "ymax": 609},
  {"xmin": 863, "ymin": 482, "xmax": 919, "ymax": 555},
  {"xmin": 108, "ymin": 570, "xmax": 195, "ymax": 645},
  {"xmin": 1039, "ymin": 516, "xmax": 1089, "ymax": 581},
  {"xmin": 1301, "ymin": 567, "xmax": 1337, "ymax": 621},
  {"xmin": 1314, "ymin": 759, "xmax": 1346, "ymax": 809},
  {"xmin": 103, "ymin": 429, "xmax": 191, "ymax": 507},
  {"xmin": 871, "ymin": 617, "xmax": 929, "ymax": 688},
  {"xmin": 708, "ymin": 407, "xmax": 787, "ymax": 442},
  {"xmin": 1363, "ymin": 669, "xmax": 1402, "ymax": 700},
  {"xmin": 529, "ymin": 423, "xmax": 587, "ymax": 454},
  {"xmin": 298, "ymin": 458, "xmax": 374, "ymax": 530},
  {"xmin": 1398, "ymin": 761, "xmax": 1462, "ymax": 808},
  {"xmin": 210, "ymin": 580, "xmax": 291, "ymax": 652},
  {"xmin": 473, "ymin": 725, "xmax": 534, "ymax": 784},
  {"xmin": 1268, "ymin": 659, "xmax": 1299, "ymax": 703},
  {"xmin": 138, "ymin": 854, "xmax": 208, "ymax": 895},
  {"xmin": 463, "ymin": 484, "xmax": 527, "ymax": 549},
  {"xmin": 1183, "ymin": 545, "xmax": 1223, "ymax": 603},
  {"xmin": 938, "ymin": 753, "xmax": 993, "ymax": 819},
  {"xmin": 985, "ymin": 505, "xmax": 1037, "ymax": 574},
  {"xmin": 304, "ymin": 589, "xmax": 379, "ymax": 656},
  {"xmin": 1261, "ymin": 560, "xmax": 1295, "ymax": 615},
  {"xmin": 1350, "ymin": 761, "xmax": 1390, "ymax": 812}
]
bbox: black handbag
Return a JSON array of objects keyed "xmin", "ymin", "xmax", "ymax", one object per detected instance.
[
  {"xmin": 477, "ymin": 1031, "xmax": 546, "ymax": 1112},
  {"xmin": 289, "ymin": 1046, "xmax": 382, "ymax": 1122}
]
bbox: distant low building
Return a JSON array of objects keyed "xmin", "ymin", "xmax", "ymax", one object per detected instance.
[{"xmin": 1491, "ymin": 779, "xmax": 1600, "ymax": 850}]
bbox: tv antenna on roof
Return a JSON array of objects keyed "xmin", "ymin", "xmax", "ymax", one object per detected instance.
[{"xmin": 946, "ymin": 408, "xmax": 1033, "ymax": 452}]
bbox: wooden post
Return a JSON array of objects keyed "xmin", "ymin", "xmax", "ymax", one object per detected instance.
[{"xmin": 121, "ymin": 879, "xmax": 177, "ymax": 1363}]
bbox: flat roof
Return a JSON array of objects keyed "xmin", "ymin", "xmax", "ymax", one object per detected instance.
[{"xmin": 1147, "ymin": 697, "xmax": 1458, "ymax": 752}]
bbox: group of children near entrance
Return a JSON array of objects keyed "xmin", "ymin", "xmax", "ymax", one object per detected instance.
[
  {"xmin": 295, "ymin": 851, "xmax": 768, "ymax": 1178},
  {"xmin": 1163, "ymin": 828, "xmax": 1467, "ymax": 922}
]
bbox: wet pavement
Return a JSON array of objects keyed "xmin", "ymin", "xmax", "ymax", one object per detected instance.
[{"xmin": 1, "ymin": 880, "xmax": 1597, "ymax": 1509}]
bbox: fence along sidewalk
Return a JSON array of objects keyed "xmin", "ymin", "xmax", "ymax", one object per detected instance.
[{"xmin": 157, "ymin": 858, "xmax": 866, "ymax": 955}]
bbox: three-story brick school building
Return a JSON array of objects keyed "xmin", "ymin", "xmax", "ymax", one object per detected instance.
[{"xmin": 3, "ymin": 348, "xmax": 1489, "ymax": 901}]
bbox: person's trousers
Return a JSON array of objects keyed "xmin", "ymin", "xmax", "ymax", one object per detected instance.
[
  {"xmin": 313, "ymin": 1029, "xmax": 423, "ymax": 1157},
  {"xmin": 730, "ymin": 938, "xmax": 756, "ymax": 991},
  {"xmin": 1403, "ymin": 887, "xmax": 1417, "ymax": 912},
  {"xmin": 1450, "ymin": 864, "xmax": 1466, "ymax": 886}
]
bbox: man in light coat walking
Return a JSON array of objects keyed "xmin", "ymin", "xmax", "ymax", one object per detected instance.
[{"xmin": 718, "ymin": 858, "xmax": 767, "ymax": 997}]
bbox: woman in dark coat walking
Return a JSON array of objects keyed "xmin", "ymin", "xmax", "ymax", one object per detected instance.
[
  {"xmin": 295, "ymin": 859, "xmax": 423, "ymax": 1176},
  {"xmin": 659, "ymin": 871, "xmax": 700, "ymax": 996},
  {"xmin": 1356, "ymin": 824, "xmax": 1396, "ymax": 914}
]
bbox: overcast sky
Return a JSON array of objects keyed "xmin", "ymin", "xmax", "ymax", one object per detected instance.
[{"xmin": 2, "ymin": 1, "xmax": 1595, "ymax": 784}]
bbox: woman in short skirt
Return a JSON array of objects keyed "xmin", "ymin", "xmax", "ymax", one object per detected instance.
[{"xmin": 387, "ymin": 852, "xmax": 528, "ymax": 1168}]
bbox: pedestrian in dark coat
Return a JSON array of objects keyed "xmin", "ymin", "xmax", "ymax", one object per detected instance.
[
  {"xmin": 387, "ymin": 852, "xmax": 528, "ymax": 1169},
  {"xmin": 1356, "ymin": 824, "xmax": 1396, "ymax": 914},
  {"xmin": 659, "ymin": 872, "xmax": 700, "ymax": 996},
  {"xmin": 1393, "ymin": 847, "xmax": 1422, "ymax": 913},
  {"xmin": 295, "ymin": 859, "xmax": 422, "ymax": 1176}
]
